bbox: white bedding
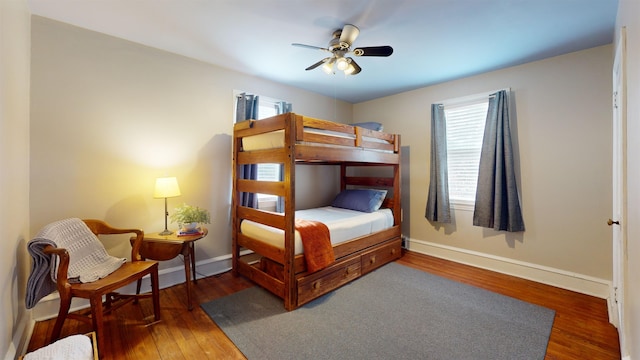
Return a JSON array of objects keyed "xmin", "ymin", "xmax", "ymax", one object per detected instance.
[
  {"xmin": 241, "ymin": 129, "xmax": 390, "ymax": 151},
  {"xmin": 24, "ymin": 334, "xmax": 94, "ymax": 360},
  {"xmin": 240, "ymin": 206, "xmax": 393, "ymax": 255}
]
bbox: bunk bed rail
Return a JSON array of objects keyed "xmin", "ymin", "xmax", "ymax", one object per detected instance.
[{"xmin": 235, "ymin": 113, "xmax": 400, "ymax": 162}]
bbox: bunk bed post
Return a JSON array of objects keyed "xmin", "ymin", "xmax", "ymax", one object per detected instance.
[
  {"xmin": 393, "ymin": 136, "xmax": 402, "ymax": 226},
  {"xmin": 231, "ymin": 132, "xmax": 241, "ymax": 276},
  {"xmin": 283, "ymin": 113, "xmax": 297, "ymax": 310}
]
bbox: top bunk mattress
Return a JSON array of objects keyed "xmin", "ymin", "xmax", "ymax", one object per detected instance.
[{"xmin": 240, "ymin": 206, "xmax": 393, "ymax": 255}]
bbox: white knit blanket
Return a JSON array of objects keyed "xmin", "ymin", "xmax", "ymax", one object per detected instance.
[
  {"xmin": 24, "ymin": 334, "xmax": 94, "ymax": 360},
  {"xmin": 26, "ymin": 218, "xmax": 126, "ymax": 309}
]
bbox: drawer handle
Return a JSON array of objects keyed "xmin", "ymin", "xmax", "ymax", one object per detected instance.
[
  {"xmin": 391, "ymin": 248, "xmax": 396, "ymax": 255},
  {"xmin": 370, "ymin": 256, "xmax": 376, "ymax": 265},
  {"xmin": 313, "ymin": 281, "xmax": 320, "ymax": 290},
  {"xmin": 345, "ymin": 267, "xmax": 351, "ymax": 275}
]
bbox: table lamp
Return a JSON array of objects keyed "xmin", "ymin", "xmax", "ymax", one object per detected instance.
[{"xmin": 154, "ymin": 176, "xmax": 181, "ymax": 235}]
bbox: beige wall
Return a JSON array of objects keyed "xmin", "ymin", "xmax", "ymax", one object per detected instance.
[
  {"xmin": 354, "ymin": 45, "xmax": 614, "ymax": 282},
  {"xmin": 616, "ymin": 0, "xmax": 640, "ymax": 358},
  {"xmin": 29, "ymin": 16, "xmax": 350, "ymax": 279},
  {"xmin": 0, "ymin": 0, "xmax": 31, "ymax": 358}
]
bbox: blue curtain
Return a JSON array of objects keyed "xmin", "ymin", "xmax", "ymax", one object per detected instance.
[
  {"xmin": 236, "ymin": 93, "xmax": 259, "ymax": 208},
  {"xmin": 275, "ymin": 101, "xmax": 292, "ymax": 213},
  {"xmin": 275, "ymin": 101, "xmax": 292, "ymax": 115},
  {"xmin": 473, "ymin": 90, "xmax": 525, "ymax": 232},
  {"xmin": 425, "ymin": 104, "xmax": 451, "ymax": 223},
  {"xmin": 236, "ymin": 93, "xmax": 259, "ymax": 124}
]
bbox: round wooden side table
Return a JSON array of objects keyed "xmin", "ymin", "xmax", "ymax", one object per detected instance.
[{"xmin": 133, "ymin": 228, "xmax": 207, "ymax": 310}]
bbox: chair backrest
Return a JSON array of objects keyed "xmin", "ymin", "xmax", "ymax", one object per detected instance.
[{"xmin": 82, "ymin": 219, "xmax": 145, "ymax": 261}]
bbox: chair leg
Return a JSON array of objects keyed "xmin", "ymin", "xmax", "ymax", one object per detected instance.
[
  {"xmin": 90, "ymin": 295, "xmax": 105, "ymax": 358},
  {"xmin": 151, "ymin": 265, "xmax": 160, "ymax": 321},
  {"xmin": 104, "ymin": 292, "xmax": 113, "ymax": 309},
  {"xmin": 51, "ymin": 291, "xmax": 72, "ymax": 342},
  {"xmin": 134, "ymin": 278, "xmax": 142, "ymax": 304}
]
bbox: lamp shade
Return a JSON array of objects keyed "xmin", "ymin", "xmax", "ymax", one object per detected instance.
[{"xmin": 154, "ymin": 177, "xmax": 181, "ymax": 198}]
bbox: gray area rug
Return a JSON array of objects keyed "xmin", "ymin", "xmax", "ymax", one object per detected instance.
[{"xmin": 201, "ymin": 262, "xmax": 555, "ymax": 360}]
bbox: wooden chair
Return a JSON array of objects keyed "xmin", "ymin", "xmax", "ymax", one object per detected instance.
[{"xmin": 42, "ymin": 219, "xmax": 160, "ymax": 358}]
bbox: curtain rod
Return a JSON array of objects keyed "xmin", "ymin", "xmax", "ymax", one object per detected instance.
[{"xmin": 436, "ymin": 87, "xmax": 511, "ymax": 107}]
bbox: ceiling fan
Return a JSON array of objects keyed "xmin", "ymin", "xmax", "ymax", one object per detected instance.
[{"xmin": 292, "ymin": 24, "xmax": 393, "ymax": 76}]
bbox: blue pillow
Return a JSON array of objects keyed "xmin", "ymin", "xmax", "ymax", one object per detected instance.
[
  {"xmin": 352, "ymin": 122, "xmax": 383, "ymax": 131},
  {"xmin": 331, "ymin": 189, "xmax": 387, "ymax": 213}
]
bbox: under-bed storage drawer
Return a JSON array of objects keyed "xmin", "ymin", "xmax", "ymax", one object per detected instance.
[
  {"xmin": 361, "ymin": 238, "xmax": 402, "ymax": 274},
  {"xmin": 297, "ymin": 257, "xmax": 361, "ymax": 305}
]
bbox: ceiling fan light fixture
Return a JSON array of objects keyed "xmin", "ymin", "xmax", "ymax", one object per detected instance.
[
  {"xmin": 344, "ymin": 63, "xmax": 356, "ymax": 75},
  {"xmin": 294, "ymin": 24, "xmax": 391, "ymax": 76},
  {"xmin": 321, "ymin": 60, "xmax": 334, "ymax": 74},
  {"xmin": 343, "ymin": 57, "xmax": 361, "ymax": 75},
  {"xmin": 336, "ymin": 57, "xmax": 349, "ymax": 71}
]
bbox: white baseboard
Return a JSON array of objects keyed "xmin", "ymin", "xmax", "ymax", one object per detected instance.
[
  {"xmin": 30, "ymin": 253, "xmax": 236, "ymax": 321},
  {"xmin": 31, "ymin": 240, "xmax": 612, "ymax": 320},
  {"xmin": 4, "ymin": 314, "xmax": 33, "ymax": 360},
  {"xmin": 405, "ymin": 238, "xmax": 611, "ymax": 299}
]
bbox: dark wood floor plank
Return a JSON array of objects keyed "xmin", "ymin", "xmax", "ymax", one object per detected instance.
[{"xmin": 26, "ymin": 251, "xmax": 620, "ymax": 359}]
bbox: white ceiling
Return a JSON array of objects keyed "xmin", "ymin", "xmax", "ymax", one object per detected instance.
[{"xmin": 27, "ymin": 0, "xmax": 618, "ymax": 103}]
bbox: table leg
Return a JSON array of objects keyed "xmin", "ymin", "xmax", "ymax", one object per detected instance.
[
  {"xmin": 190, "ymin": 242, "xmax": 197, "ymax": 284},
  {"xmin": 182, "ymin": 245, "xmax": 193, "ymax": 311}
]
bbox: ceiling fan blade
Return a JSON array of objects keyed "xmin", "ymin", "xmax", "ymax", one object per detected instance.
[
  {"xmin": 353, "ymin": 46, "xmax": 394, "ymax": 57},
  {"xmin": 339, "ymin": 24, "xmax": 360, "ymax": 46},
  {"xmin": 305, "ymin": 57, "xmax": 331, "ymax": 71},
  {"xmin": 292, "ymin": 43, "xmax": 330, "ymax": 52},
  {"xmin": 345, "ymin": 57, "xmax": 361, "ymax": 75}
]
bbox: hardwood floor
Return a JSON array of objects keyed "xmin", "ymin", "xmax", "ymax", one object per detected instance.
[{"xmin": 26, "ymin": 251, "xmax": 621, "ymax": 359}]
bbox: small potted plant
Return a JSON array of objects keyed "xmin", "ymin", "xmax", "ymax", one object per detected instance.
[{"xmin": 170, "ymin": 203, "xmax": 211, "ymax": 233}]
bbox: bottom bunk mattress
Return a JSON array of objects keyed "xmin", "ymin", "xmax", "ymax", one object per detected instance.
[{"xmin": 240, "ymin": 206, "xmax": 393, "ymax": 255}]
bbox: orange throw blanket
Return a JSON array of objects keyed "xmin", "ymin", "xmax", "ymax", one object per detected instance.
[{"xmin": 295, "ymin": 219, "xmax": 335, "ymax": 273}]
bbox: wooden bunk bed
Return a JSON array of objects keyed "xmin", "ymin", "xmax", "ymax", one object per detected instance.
[{"xmin": 232, "ymin": 112, "xmax": 401, "ymax": 310}]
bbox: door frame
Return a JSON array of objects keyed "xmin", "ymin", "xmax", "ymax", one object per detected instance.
[{"xmin": 611, "ymin": 26, "xmax": 627, "ymax": 355}]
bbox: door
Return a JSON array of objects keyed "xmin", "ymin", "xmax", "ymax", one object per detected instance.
[{"xmin": 611, "ymin": 26, "xmax": 627, "ymax": 353}]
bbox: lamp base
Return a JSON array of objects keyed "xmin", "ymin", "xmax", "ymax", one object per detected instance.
[{"xmin": 159, "ymin": 229, "xmax": 173, "ymax": 236}]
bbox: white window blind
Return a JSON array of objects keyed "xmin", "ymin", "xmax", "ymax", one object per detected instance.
[
  {"xmin": 444, "ymin": 100, "xmax": 489, "ymax": 205},
  {"xmin": 257, "ymin": 100, "xmax": 281, "ymax": 186},
  {"xmin": 256, "ymin": 163, "xmax": 279, "ymax": 182},
  {"xmin": 257, "ymin": 102, "xmax": 277, "ymax": 119},
  {"xmin": 255, "ymin": 98, "xmax": 282, "ymax": 209}
]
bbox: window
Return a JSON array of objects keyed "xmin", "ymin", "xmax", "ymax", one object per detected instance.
[
  {"xmin": 444, "ymin": 98, "xmax": 489, "ymax": 209},
  {"xmin": 256, "ymin": 98, "xmax": 282, "ymax": 209},
  {"xmin": 234, "ymin": 92, "xmax": 288, "ymax": 211}
]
